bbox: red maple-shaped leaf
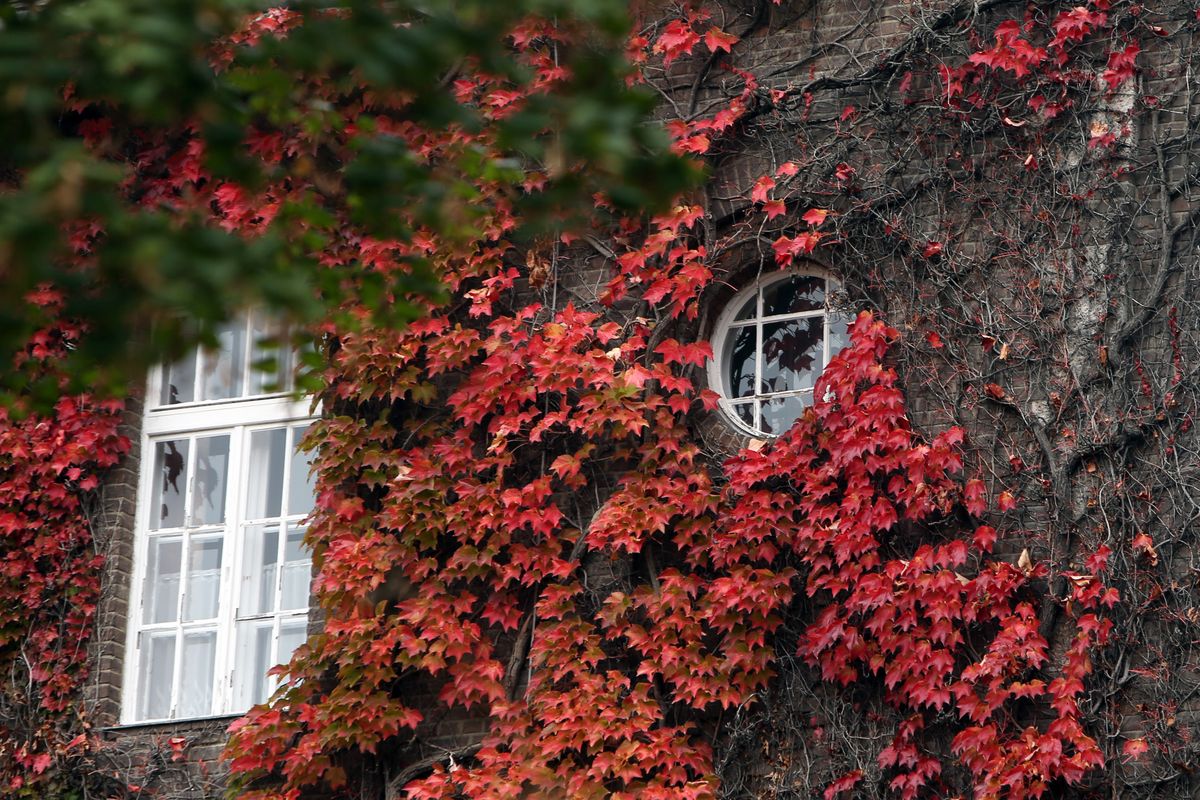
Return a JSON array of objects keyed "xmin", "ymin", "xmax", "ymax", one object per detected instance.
[
  {"xmin": 1122, "ymin": 738, "xmax": 1149, "ymax": 762},
  {"xmin": 802, "ymin": 208, "xmax": 829, "ymax": 226},
  {"xmin": 704, "ymin": 27, "xmax": 738, "ymax": 53},
  {"xmin": 654, "ymin": 20, "xmax": 701, "ymax": 67}
]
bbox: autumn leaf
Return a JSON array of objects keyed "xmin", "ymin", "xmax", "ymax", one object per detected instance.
[
  {"xmin": 802, "ymin": 208, "xmax": 829, "ymax": 226},
  {"xmin": 654, "ymin": 19, "xmax": 701, "ymax": 66},
  {"xmin": 762, "ymin": 199, "xmax": 787, "ymax": 219},
  {"xmin": 751, "ymin": 175, "xmax": 776, "ymax": 204},
  {"xmin": 984, "ymin": 383, "xmax": 1007, "ymax": 401},
  {"xmin": 704, "ymin": 27, "xmax": 739, "ymax": 53},
  {"xmin": 1122, "ymin": 738, "xmax": 1149, "ymax": 762}
]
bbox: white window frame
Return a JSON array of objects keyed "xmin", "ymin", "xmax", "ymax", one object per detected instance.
[
  {"xmin": 121, "ymin": 332, "xmax": 318, "ymax": 725},
  {"xmin": 707, "ymin": 268, "xmax": 847, "ymax": 437}
]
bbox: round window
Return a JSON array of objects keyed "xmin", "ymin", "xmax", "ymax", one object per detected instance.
[{"xmin": 707, "ymin": 271, "xmax": 850, "ymax": 437}]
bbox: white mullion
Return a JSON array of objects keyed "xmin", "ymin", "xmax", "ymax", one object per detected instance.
[
  {"xmin": 822, "ymin": 278, "xmax": 831, "ymax": 368},
  {"xmin": 194, "ymin": 340, "xmax": 206, "ymax": 403},
  {"xmin": 213, "ymin": 423, "xmax": 245, "ymax": 715},
  {"xmin": 271, "ymin": 514, "xmax": 286, "ymax": 694},
  {"xmin": 754, "ymin": 288, "xmax": 764, "ymax": 432},
  {"xmin": 167, "ymin": 437, "xmax": 199, "ymax": 718},
  {"xmin": 758, "ymin": 308, "xmax": 826, "ymax": 325},
  {"xmin": 181, "ymin": 435, "xmax": 197, "ymax": 530},
  {"xmin": 282, "ymin": 425, "xmax": 297, "ymax": 519},
  {"xmin": 135, "ymin": 619, "xmax": 179, "ymax": 632},
  {"xmin": 148, "ymin": 364, "xmax": 162, "ymax": 410},
  {"xmin": 242, "ymin": 312, "xmax": 254, "ymax": 398},
  {"xmin": 269, "ymin": 427, "xmax": 299, "ymax": 696},
  {"xmin": 758, "ymin": 387, "xmax": 815, "ymax": 401}
]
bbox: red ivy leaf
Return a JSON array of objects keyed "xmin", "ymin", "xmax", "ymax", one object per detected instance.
[
  {"xmin": 750, "ymin": 175, "xmax": 775, "ymax": 204},
  {"xmin": 824, "ymin": 769, "xmax": 863, "ymax": 799},
  {"xmin": 974, "ymin": 525, "xmax": 998, "ymax": 553},
  {"xmin": 704, "ymin": 27, "xmax": 739, "ymax": 53},
  {"xmin": 1122, "ymin": 738, "xmax": 1149, "ymax": 762},
  {"xmin": 1102, "ymin": 43, "xmax": 1140, "ymax": 93},
  {"xmin": 762, "ymin": 199, "xmax": 787, "ymax": 219},
  {"xmin": 654, "ymin": 20, "xmax": 701, "ymax": 67},
  {"xmin": 802, "ymin": 208, "xmax": 829, "ymax": 227}
]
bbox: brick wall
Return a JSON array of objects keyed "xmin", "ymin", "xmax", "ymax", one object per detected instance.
[{"xmin": 87, "ymin": 0, "xmax": 1200, "ymax": 797}]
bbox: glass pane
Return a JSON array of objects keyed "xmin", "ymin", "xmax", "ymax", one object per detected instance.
[
  {"xmin": 178, "ymin": 631, "xmax": 217, "ymax": 718},
  {"xmin": 249, "ymin": 313, "xmax": 291, "ymax": 395},
  {"xmin": 762, "ymin": 317, "xmax": 823, "ymax": 394},
  {"xmin": 160, "ymin": 349, "xmax": 196, "ymax": 406},
  {"xmin": 277, "ymin": 619, "xmax": 306, "ymax": 674},
  {"xmin": 183, "ymin": 537, "xmax": 223, "ymax": 621},
  {"xmin": 762, "ymin": 394, "xmax": 810, "ymax": 437},
  {"xmin": 731, "ymin": 401, "xmax": 756, "ymax": 431},
  {"xmin": 733, "ymin": 291, "xmax": 758, "ymax": 321},
  {"xmin": 143, "ymin": 537, "xmax": 182, "ymax": 624},
  {"xmin": 763, "ymin": 275, "xmax": 824, "ymax": 316},
  {"xmin": 137, "ymin": 632, "xmax": 176, "ymax": 720},
  {"xmin": 280, "ymin": 525, "xmax": 310, "ymax": 611},
  {"xmin": 150, "ymin": 440, "xmax": 189, "ymax": 530},
  {"xmin": 234, "ymin": 621, "xmax": 274, "ymax": 709},
  {"xmin": 191, "ymin": 435, "xmax": 230, "ymax": 526},
  {"xmin": 287, "ymin": 425, "xmax": 316, "ymax": 517},
  {"xmin": 200, "ymin": 318, "xmax": 247, "ymax": 401},
  {"xmin": 723, "ymin": 325, "xmax": 757, "ymax": 399},
  {"xmin": 242, "ymin": 523, "xmax": 281, "ymax": 615},
  {"xmin": 247, "ymin": 428, "xmax": 286, "ymax": 520},
  {"xmin": 830, "ymin": 313, "xmax": 851, "ymax": 357}
]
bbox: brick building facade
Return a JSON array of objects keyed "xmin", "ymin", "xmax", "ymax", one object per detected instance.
[{"xmin": 84, "ymin": 0, "xmax": 1200, "ymax": 797}]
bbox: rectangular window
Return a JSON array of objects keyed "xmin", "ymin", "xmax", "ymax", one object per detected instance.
[{"xmin": 124, "ymin": 319, "xmax": 316, "ymax": 723}]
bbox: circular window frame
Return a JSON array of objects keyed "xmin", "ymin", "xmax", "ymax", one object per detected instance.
[{"xmin": 706, "ymin": 267, "xmax": 846, "ymax": 438}]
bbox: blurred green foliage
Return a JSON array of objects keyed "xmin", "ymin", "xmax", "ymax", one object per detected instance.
[{"xmin": 0, "ymin": 0, "xmax": 695, "ymax": 404}]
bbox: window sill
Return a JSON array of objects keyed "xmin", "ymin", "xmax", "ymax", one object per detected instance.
[{"xmin": 103, "ymin": 712, "xmax": 244, "ymax": 734}]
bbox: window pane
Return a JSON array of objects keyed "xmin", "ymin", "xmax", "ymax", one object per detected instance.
[
  {"xmin": 762, "ymin": 317, "xmax": 823, "ymax": 394},
  {"xmin": 830, "ymin": 313, "xmax": 851, "ymax": 357},
  {"xmin": 249, "ymin": 313, "xmax": 291, "ymax": 395},
  {"xmin": 200, "ymin": 319, "xmax": 247, "ymax": 401},
  {"xmin": 763, "ymin": 275, "xmax": 824, "ymax": 316},
  {"xmin": 183, "ymin": 537, "xmax": 223, "ymax": 621},
  {"xmin": 178, "ymin": 631, "xmax": 217, "ymax": 718},
  {"xmin": 138, "ymin": 632, "xmax": 176, "ymax": 720},
  {"xmin": 277, "ymin": 619, "xmax": 306, "ymax": 675},
  {"xmin": 723, "ymin": 326, "xmax": 758, "ymax": 399},
  {"xmin": 247, "ymin": 429, "xmax": 286, "ymax": 520},
  {"xmin": 733, "ymin": 292, "xmax": 758, "ymax": 321},
  {"xmin": 242, "ymin": 523, "xmax": 280, "ymax": 615},
  {"xmin": 280, "ymin": 525, "xmax": 310, "ymax": 611},
  {"xmin": 150, "ymin": 440, "xmax": 189, "ymax": 530},
  {"xmin": 731, "ymin": 401, "xmax": 756, "ymax": 431},
  {"xmin": 287, "ymin": 425, "xmax": 316, "ymax": 517},
  {"xmin": 143, "ymin": 537, "xmax": 182, "ymax": 624},
  {"xmin": 191, "ymin": 435, "xmax": 230, "ymax": 526},
  {"xmin": 160, "ymin": 349, "xmax": 196, "ymax": 406},
  {"xmin": 234, "ymin": 621, "xmax": 274, "ymax": 709},
  {"xmin": 762, "ymin": 394, "xmax": 810, "ymax": 437}
]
